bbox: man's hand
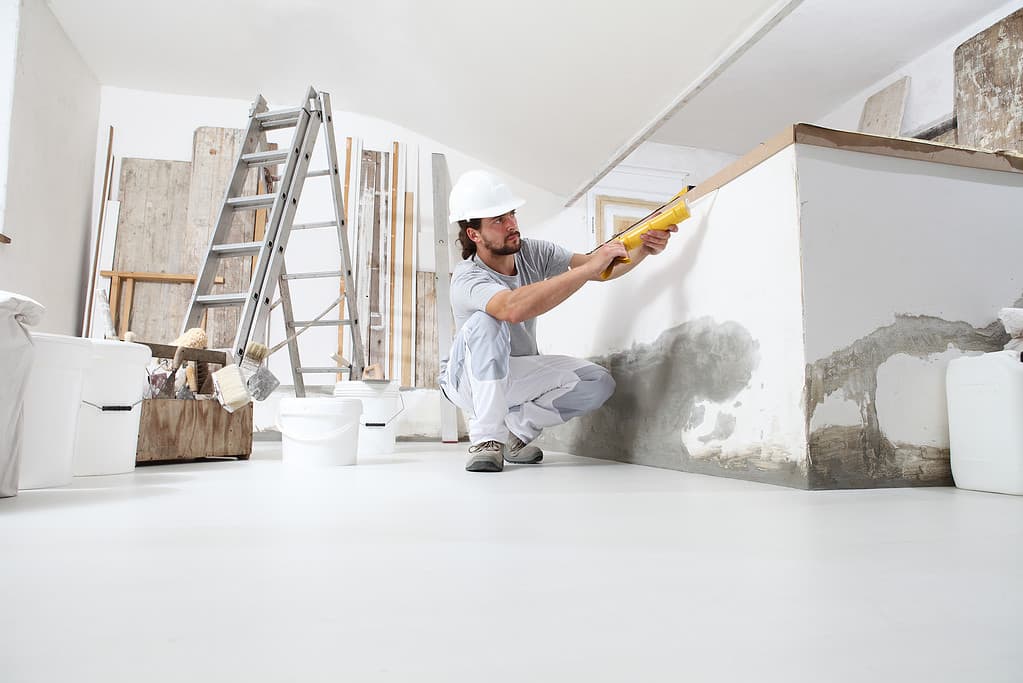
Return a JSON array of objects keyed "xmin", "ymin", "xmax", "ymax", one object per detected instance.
[
  {"xmin": 585, "ymin": 241, "xmax": 629, "ymax": 280},
  {"xmin": 639, "ymin": 223, "xmax": 678, "ymax": 255}
]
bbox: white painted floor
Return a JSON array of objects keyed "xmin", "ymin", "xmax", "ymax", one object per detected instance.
[{"xmin": 2, "ymin": 442, "xmax": 1021, "ymax": 682}]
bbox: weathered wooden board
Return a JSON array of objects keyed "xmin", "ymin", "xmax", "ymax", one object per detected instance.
[
  {"xmin": 858, "ymin": 76, "xmax": 910, "ymax": 137},
  {"xmin": 955, "ymin": 8, "xmax": 1023, "ymax": 153},
  {"xmin": 401, "ymin": 191, "xmax": 416, "ymax": 387},
  {"xmin": 136, "ymin": 399, "xmax": 252, "ymax": 462},
  {"xmin": 112, "ymin": 158, "xmax": 192, "ymax": 343},
  {"xmin": 414, "ymin": 271, "xmax": 438, "ymax": 388},
  {"xmin": 184, "ymin": 127, "xmax": 260, "ymax": 349}
]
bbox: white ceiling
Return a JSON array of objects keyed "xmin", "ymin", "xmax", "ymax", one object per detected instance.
[
  {"xmin": 44, "ymin": 0, "xmax": 782, "ymax": 197},
  {"xmin": 46, "ymin": 0, "xmax": 1014, "ymax": 198},
  {"xmin": 651, "ymin": 0, "xmax": 1015, "ymax": 154}
]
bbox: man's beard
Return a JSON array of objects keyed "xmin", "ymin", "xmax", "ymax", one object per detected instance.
[{"xmin": 482, "ymin": 232, "xmax": 521, "ymax": 256}]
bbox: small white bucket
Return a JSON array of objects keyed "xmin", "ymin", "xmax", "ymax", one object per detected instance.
[
  {"xmin": 333, "ymin": 381, "xmax": 404, "ymax": 456},
  {"xmin": 278, "ymin": 398, "xmax": 362, "ymax": 466}
]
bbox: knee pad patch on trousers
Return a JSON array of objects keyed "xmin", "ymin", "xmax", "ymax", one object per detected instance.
[{"xmin": 552, "ymin": 364, "xmax": 616, "ymax": 419}]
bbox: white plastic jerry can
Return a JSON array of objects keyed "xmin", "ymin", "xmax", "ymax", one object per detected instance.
[{"xmin": 946, "ymin": 350, "xmax": 1023, "ymax": 495}]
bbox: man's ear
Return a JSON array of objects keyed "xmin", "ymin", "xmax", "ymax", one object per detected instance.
[{"xmin": 467, "ymin": 227, "xmax": 481, "ymax": 244}]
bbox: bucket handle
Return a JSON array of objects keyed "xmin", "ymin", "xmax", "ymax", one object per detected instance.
[
  {"xmin": 364, "ymin": 391, "xmax": 406, "ymax": 427},
  {"xmin": 276, "ymin": 420, "xmax": 358, "ymax": 443}
]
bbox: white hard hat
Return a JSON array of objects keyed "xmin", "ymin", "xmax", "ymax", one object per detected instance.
[{"xmin": 448, "ymin": 170, "xmax": 525, "ymax": 223}]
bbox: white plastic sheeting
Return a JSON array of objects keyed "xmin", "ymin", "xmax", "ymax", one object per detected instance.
[{"xmin": 0, "ymin": 291, "xmax": 44, "ymax": 497}]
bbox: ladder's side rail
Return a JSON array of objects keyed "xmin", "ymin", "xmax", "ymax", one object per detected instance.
[
  {"xmin": 237, "ymin": 101, "xmax": 324, "ymax": 364},
  {"xmin": 230, "ymin": 97, "xmax": 317, "ymax": 362},
  {"xmin": 182, "ymin": 95, "xmax": 271, "ymax": 334},
  {"xmin": 319, "ymin": 92, "xmax": 366, "ymax": 381}
]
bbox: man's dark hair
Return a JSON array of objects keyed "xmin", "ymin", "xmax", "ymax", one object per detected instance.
[{"xmin": 457, "ymin": 218, "xmax": 481, "ymax": 259}]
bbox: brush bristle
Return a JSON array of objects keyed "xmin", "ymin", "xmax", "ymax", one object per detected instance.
[
  {"xmin": 212, "ymin": 364, "xmax": 251, "ymax": 412},
  {"xmin": 244, "ymin": 341, "xmax": 270, "ymax": 363}
]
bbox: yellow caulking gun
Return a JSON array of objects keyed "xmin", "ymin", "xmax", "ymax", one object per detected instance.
[{"xmin": 597, "ymin": 187, "xmax": 692, "ymax": 280}]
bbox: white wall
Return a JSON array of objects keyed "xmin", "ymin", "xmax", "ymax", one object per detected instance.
[
  {"xmin": 543, "ymin": 147, "xmax": 809, "ymax": 468},
  {"xmin": 819, "ymin": 0, "xmax": 1023, "ymax": 135},
  {"xmin": 0, "ymin": 0, "xmax": 19, "ymax": 238},
  {"xmin": 797, "ymin": 144, "xmax": 1023, "ymax": 450},
  {"xmin": 0, "ymin": 0, "xmax": 99, "ymax": 334}
]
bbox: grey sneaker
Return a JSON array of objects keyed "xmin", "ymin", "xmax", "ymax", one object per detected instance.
[
  {"xmin": 465, "ymin": 440, "xmax": 504, "ymax": 472},
  {"xmin": 505, "ymin": 435, "xmax": 543, "ymax": 464}
]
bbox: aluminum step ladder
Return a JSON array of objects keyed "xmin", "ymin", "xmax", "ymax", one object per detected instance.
[{"xmin": 182, "ymin": 86, "xmax": 365, "ymax": 395}]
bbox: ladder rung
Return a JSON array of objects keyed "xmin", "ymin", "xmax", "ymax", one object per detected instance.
[
  {"xmin": 297, "ymin": 367, "xmax": 351, "ymax": 374},
  {"xmin": 291, "ymin": 221, "xmax": 337, "ymax": 231},
  {"xmin": 286, "ymin": 320, "xmax": 353, "ymax": 328},
  {"xmin": 306, "ymin": 169, "xmax": 332, "ymax": 178},
  {"xmin": 211, "ymin": 241, "xmax": 263, "ymax": 257},
  {"xmin": 282, "ymin": 270, "xmax": 343, "ymax": 280},
  {"xmin": 241, "ymin": 150, "xmax": 289, "ymax": 166},
  {"xmin": 255, "ymin": 108, "xmax": 303, "ymax": 130},
  {"xmin": 196, "ymin": 293, "xmax": 249, "ymax": 307},
  {"xmin": 227, "ymin": 194, "xmax": 276, "ymax": 210}
]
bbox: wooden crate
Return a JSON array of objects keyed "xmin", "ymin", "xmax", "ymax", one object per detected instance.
[{"xmin": 136, "ymin": 399, "xmax": 252, "ymax": 463}]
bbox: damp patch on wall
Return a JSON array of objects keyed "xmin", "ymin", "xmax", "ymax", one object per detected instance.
[
  {"xmin": 806, "ymin": 313, "xmax": 1008, "ymax": 489},
  {"xmin": 537, "ymin": 317, "xmax": 808, "ymax": 488}
]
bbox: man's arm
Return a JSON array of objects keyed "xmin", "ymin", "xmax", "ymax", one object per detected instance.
[
  {"xmin": 486, "ymin": 242, "xmax": 628, "ymax": 324},
  {"xmin": 571, "ymin": 224, "xmax": 678, "ymax": 281}
]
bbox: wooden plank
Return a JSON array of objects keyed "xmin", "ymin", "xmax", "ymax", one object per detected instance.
[
  {"xmin": 401, "ymin": 191, "xmax": 415, "ymax": 386},
  {"xmin": 112, "ymin": 158, "xmax": 193, "ymax": 344},
  {"xmin": 139, "ymin": 342, "xmax": 228, "ymax": 365},
  {"xmin": 0, "ymin": 233, "xmax": 10, "ymax": 244},
  {"xmin": 689, "ymin": 123, "xmax": 1023, "ymax": 207},
  {"xmin": 118, "ymin": 277, "xmax": 135, "ymax": 339},
  {"xmin": 84, "ymin": 125, "xmax": 114, "ymax": 336},
  {"xmin": 858, "ymin": 76, "xmax": 910, "ymax": 136},
  {"xmin": 415, "ymin": 271, "xmax": 438, "ymax": 389},
  {"xmin": 184, "ymin": 127, "xmax": 260, "ymax": 349},
  {"xmin": 100, "ymin": 270, "xmax": 224, "ymax": 284},
  {"xmin": 432, "ymin": 153, "xmax": 458, "ymax": 441},
  {"xmin": 955, "ymin": 8, "xmax": 1023, "ymax": 153},
  {"xmin": 136, "ymin": 399, "xmax": 252, "ymax": 462},
  {"xmin": 388, "ymin": 142, "xmax": 400, "ymax": 380}
]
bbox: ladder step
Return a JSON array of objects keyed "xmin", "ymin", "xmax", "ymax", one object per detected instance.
[
  {"xmin": 227, "ymin": 194, "xmax": 276, "ymax": 210},
  {"xmin": 292, "ymin": 220, "xmax": 337, "ymax": 231},
  {"xmin": 286, "ymin": 319, "xmax": 353, "ymax": 328},
  {"xmin": 211, "ymin": 241, "xmax": 263, "ymax": 257},
  {"xmin": 306, "ymin": 169, "xmax": 332, "ymax": 178},
  {"xmin": 297, "ymin": 367, "xmax": 351, "ymax": 374},
  {"xmin": 255, "ymin": 107, "xmax": 303, "ymax": 130},
  {"xmin": 196, "ymin": 293, "xmax": 249, "ymax": 307},
  {"xmin": 241, "ymin": 150, "xmax": 289, "ymax": 166},
  {"xmin": 282, "ymin": 270, "xmax": 343, "ymax": 280}
]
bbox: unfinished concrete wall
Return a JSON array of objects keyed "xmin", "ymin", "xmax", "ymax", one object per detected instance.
[
  {"xmin": 538, "ymin": 147, "xmax": 810, "ymax": 488},
  {"xmin": 0, "ymin": 0, "xmax": 98, "ymax": 334},
  {"xmin": 797, "ymin": 143, "xmax": 1023, "ymax": 488}
]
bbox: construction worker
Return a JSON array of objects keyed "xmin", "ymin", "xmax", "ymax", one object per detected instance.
[{"xmin": 440, "ymin": 170, "xmax": 678, "ymax": 472}]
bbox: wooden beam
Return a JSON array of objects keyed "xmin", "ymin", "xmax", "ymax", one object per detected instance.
[
  {"xmin": 139, "ymin": 342, "xmax": 228, "ymax": 365},
  {"xmin": 388, "ymin": 141, "xmax": 400, "ymax": 379},
  {"xmin": 84, "ymin": 125, "xmax": 114, "ymax": 336},
  {"xmin": 100, "ymin": 270, "xmax": 224, "ymax": 284},
  {"xmin": 119, "ymin": 277, "xmax": 136, "ymax": 339},
  {"xmin": 401, "ymin": 190, "xmax": 415, "ymax": 386},
  {"xmin": 0, "ymin": 233, "xmax": 10, "ymax": 244}
]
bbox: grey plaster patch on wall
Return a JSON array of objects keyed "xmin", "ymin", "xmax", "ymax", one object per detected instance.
[
  {"xmin": 806, "ymin": 313, "xmax": 1009, "ymax": 489},
  {"xmin": 536, "ymin": 317, "xmax": 805, "ymax": 488}
]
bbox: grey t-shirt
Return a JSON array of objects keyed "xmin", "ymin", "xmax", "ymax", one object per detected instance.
[{"xmin": 450, "ymin": 238, "xmax": 573, "ymax": 356}]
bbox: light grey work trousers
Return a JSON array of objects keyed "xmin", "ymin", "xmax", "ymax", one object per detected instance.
[{"xmin": 440, "ymin": 311, "xmax": 615, "ymax": 445}]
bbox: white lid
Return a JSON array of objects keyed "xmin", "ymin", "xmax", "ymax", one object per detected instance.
[
  {"xmin": 279, "ymin": 397, "xmax": 363, "ymax": 417},
  {"xmin": 30, "ymin": 332, "xmax": 92, "ymax": 348},
  {"xmin": 89, "ymin": 339, "xmax": 153, "ymax": 364}
]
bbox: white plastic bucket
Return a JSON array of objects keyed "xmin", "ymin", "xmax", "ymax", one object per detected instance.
[
  {"xmin": 20, "ymin": 333, "xmax": 92, "ymax": 489},
  {"xmin": 278, "ymin": 398, "xmax": 362, "ymax": 466},
  {"xmin": 947, "ymin": 350, "xmax": 1023, "ymax": 495},
  {"xmin": 332, "ymin": 380, "xmax": 404, "ymax": 456},
  {"xmin": 74, "ymin": 340, "xmax": 152, "ymax": 476}
]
